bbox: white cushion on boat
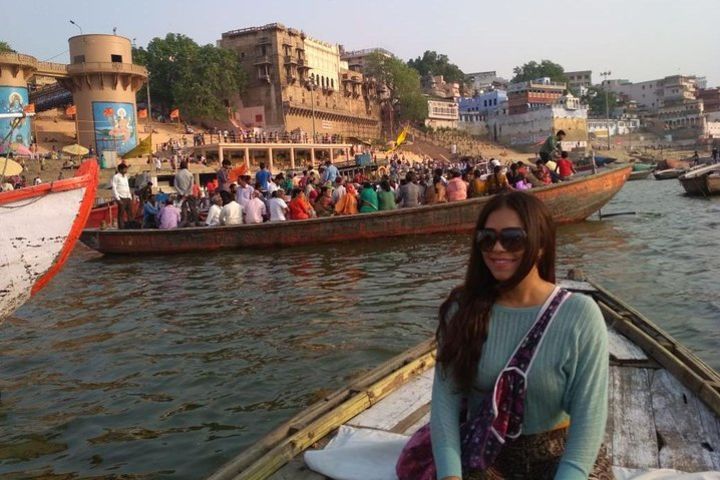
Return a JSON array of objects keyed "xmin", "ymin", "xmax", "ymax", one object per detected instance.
[
  {"xmin": 304, "ymin": 425, "xmax": 406, "ymax": 480},
  {"xmin": 613, "ymin": 467, "xmax": 720, "ymax": 479},
  {"xmin": 304, "ymin": 425, "xmax": 720, "ymax": 480}
]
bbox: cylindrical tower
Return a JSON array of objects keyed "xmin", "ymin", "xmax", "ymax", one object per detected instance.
[
  {"xmin": 0, "ymin": 52, "xmax": 37, "ymax": 150},
  {"xmin": 59, "ymin": 35, "xmax": 147, "ymax": 160}
]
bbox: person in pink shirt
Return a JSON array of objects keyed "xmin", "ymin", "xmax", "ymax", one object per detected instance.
[
  {"xmin": 244, "ymin": 191, "xmax": 267, "ymax": 224},
  {"xmin": 157, "ymin": 199, "xmax": 181, "ymax": 229},
  {"xmin": 445, "ymin": 170, "xmax": 468, "ymax": 202}
]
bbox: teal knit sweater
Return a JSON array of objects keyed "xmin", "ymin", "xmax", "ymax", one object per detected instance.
[{"xmin": 430, "ymin": 293, "xmax": 608, "ymax": 480}]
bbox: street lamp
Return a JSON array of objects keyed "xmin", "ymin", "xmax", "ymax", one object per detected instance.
[
  {"xmin": 69, "ymin": 20, "xmax": 83, "ymax": 35},
  {"xmin": 306, "ymin": 76, "xmax": 317, "ymax": 143},
  {"xmin": 600, "ymin": 70, "xmax": 612, "ymax": 150}
]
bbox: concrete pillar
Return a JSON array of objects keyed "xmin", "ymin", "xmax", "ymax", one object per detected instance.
[
  {"xmin": 290, "ymin": 147, "xmax": 295, "ymax": 169},
  {"xmin": 218, "ymin": 146, "xmax": 224, "ymax": 163},
  {"xmin": 329, "ymin": 148, "xmax": 334, "ymax": 164},
  {"xmin": 268, "ymin": 147, "xmax": 273, "ymax": 173},
  {"xmin": 0, "ymin": 53, "xmax": 37, "ymax": 150},
  {"xmin": 245, "ymin": 147, "xmax": 250, "ymax": 171},
  {"xmin": 59, "ymin": 34, "xmax": 147, "ymax": 159},
  {"xmin": 311, "ymin": 147, "xmax": 315, "ymax": 166}
]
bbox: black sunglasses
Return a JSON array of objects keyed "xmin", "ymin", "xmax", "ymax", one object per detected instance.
[{"xmin": 475, "ymin": 228, "xmax": 528, "ymax": 252}]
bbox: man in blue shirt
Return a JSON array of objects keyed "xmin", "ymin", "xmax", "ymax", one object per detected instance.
[
  {"xmin": 322, "ymin": 160, "xmax": 339, "ymax": 184},
  {"xmin": 255, "ymin": 162, "xmax": 271, "ymax": 195}
]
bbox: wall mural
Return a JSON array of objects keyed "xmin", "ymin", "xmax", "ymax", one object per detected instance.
[
  {"xmin": 92, "ymin": 101, "xmax": 137, "ymax": 155},
  {"xmin": 0, "ymin": 86, "xmax": 31, "ymax": 152}
]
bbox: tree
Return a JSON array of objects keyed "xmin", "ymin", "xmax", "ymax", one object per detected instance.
[
  {"xmin": 407, "ymin": 51, "xmax": 465, "ymax": 85},
  {"xmin": 511, "ymin": 60, "xmax": 567, "ymax": 84},
  {"xmin": 0, "ymin": 41, "xmax": 15, "ymax": 53},
  {"xmin": 133, "ymin": 33, "xmax": 246, "ymax": 121},
  {"xmin": 583, "ymin": 86, "xmax": 619, "ymax": 118},
  {"xmin": 364, "ymin": 52, "xmax": 428, "ymax": 124}
]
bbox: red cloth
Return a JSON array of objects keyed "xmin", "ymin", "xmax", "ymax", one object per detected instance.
[
  {"xmin": 557, "ymin": 159, "xmax": 574, "ymax": 178},
  {"xmin": 288, "ymin": 197, "xmax": 311, "ymax": 220}
]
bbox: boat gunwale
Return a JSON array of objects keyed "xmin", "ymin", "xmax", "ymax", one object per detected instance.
[
  {"xmin": 82, "ymin": 166, "xmax": 631, "ymax": 237},
  {"xmin": 211, "ymin": 278, "xmax": 720, "ymax": 480}
]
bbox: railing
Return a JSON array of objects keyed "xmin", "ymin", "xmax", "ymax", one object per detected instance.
[
  {"xmin": 222, "ymin": 23, "xmax": 286, "ymax": 38},
  {"xmin": 36, "ymin": 61, "xmax": 68, "ymax": 75},
  {"xmin": 66, "ymin": 62, "xmax": 147, "ymax": 76},
  {"xmin": 254, "ymin": 55, "xmax": 271, "ymax": 65},
  {"xmin": 0, "ymin": 52, "xmax": 38, "ymax": 68}
]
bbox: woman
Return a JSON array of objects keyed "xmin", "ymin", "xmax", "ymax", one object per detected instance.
[
  {"xmin": 314, "ymin": 186, "xmax": 335, "ymax": 217},
  {"xmin": 430, "ymin": 192, "xmax": 610, "ymax": 480},
  {"xmin": 334, "ymin": 183, "xmax": 358, "ymax": 215},
  {"xmin": 288, "ymin": 188, "xmax": 312, "ymax": 220},
  {"xmin": 434, "ymin": 175, "xmax": 448, "ymax": 203},
  {"xmin": 378, "ymin": 180, "xmax": 397, "ymax": 211},
  {"xmin": 359, "ymin": 182, "xmax": 379, "ymax": 213},
  {"xmin": 486, "ymin": 165, "xmax": 512, "ymax": 195}
]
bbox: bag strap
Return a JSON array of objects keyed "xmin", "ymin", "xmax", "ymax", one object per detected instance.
[{"xmin": 498, "ymin": 286, "xmax": 571, "ymax": 376}]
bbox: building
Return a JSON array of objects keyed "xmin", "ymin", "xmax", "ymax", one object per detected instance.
[
  {"xmin": 457, "ymin": 90, "xmax": 507, "ymax": 135},
  {"xmin": 424, "ymin": 75, "xmax": 460, "ymax": 99},
  {"xmin": 465, "ymin": 71, "xmax": 507, "ymax": 94},
  {"xmin": 425, "ymin": 98, "xmax": 459, "ymax": 129},
  {"xmin": 218, "ymin": 23, "xmax": 381, "ymax": 140},
  {"xmin": 698, "ymin": 88, "xmax": 720, "ymax": 113},
  {"xmin": 487, "ymin": 93, "xmax": 588, "ymax": 150},
  {"xmin": 587, "ymin": 118, "xmax": 641, "ymax": 137},
  {"xmin": 507, "ymin": 78, "xmax": 567, "ymax": 115},
  {"xmin": 602, "ymin": 75, "xmax": 700, "ymax": 114},
  {"xmin": 339, "ymin": 47, "xmax": 394, "ymax": 73},
  {"xmin": 565, "ymin": 70, "xmax": 592, "ymax": 94}
]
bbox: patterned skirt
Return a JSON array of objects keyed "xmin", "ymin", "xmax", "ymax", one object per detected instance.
[{"xmin": 466, "ymin": 427, "xmax": 614, "ymax": 480}]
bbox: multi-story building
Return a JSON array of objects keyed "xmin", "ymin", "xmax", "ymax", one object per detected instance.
[
  {"xmin": 465, "ymin": 71, "xmax": 507, "ymax": 94},
  {"xmin": 458, "ymin": 90, "xmax": 507, "ymax": 122},
  {"xmin": 507, "ymin": 78, "xmax": 567, "ymax": 115},
  {"xmin": 698, "ymin": 88, "xmax": 720, "ymax": 113},
  {"xmin": 339, "ymin": 47, "xmax": 394, "ymax": 73},
  {"xmin": 602, "ymin": 75, "xmax": 700, "ymax": 114},
  {"xmin": 425, "ymin": 98, "xmax": 459, "ymax": 129},
  {"xmin": 565, "ymin": 70, "xmax": 592, "ymax": 94},
  {"xmin": 218, "ymin": 23, "xmax": 381, "ymax": 139}
]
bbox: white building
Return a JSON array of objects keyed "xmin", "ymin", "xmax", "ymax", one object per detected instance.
[{"xmin": 426, "ymin": 98, "xmax": 459, "ymax": 129}]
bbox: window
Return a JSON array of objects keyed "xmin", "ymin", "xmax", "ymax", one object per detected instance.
[
  {"xmin": 111, "ymin": 54, "xmax": 122, "ymax": 63},
  {"xmin": 73, "ymin": 55, "xmax": 85, "ymax": 64}
]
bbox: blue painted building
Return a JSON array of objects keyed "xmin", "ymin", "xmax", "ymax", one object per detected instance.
[{"xmin": 459, "ymin": 90, "xmax": 507, "ymax": 122}]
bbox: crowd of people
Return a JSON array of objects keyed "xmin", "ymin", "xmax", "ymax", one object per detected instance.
[{"xmin": 110, "ymin": 131, "xmax": 580, "ymax": 230}]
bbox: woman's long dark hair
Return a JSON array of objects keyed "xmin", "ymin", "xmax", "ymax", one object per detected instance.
[{"xmin": 436, "ymin": 192, "xmax": 557, "ymax": 392}]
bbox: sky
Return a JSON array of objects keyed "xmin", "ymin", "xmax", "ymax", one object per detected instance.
[{"xmin": 5, "ymin": 0, "xmax": 720, "ymax": 87}]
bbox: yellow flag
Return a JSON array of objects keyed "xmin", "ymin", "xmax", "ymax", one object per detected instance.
[
  {"xmin": 121, "ymin": 134, "xmax": 153, "ymax": 159},
  {"xmin": 389, "ymin": 126, "xmax": 409, "ymax": 152}
]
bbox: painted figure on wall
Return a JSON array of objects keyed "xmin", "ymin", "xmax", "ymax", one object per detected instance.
[
  {"xmin": 93, "ymin": 102, "xmax": 137, "ymax": 155},
  {"xmin": 0, "ymin": 87, "xmax": 31, "ymax": 151}
]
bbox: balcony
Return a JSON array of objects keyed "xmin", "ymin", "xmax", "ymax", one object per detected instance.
[
  {"xmin": 254, "ymin": 55, "xmax": 272, "ymax": 65},
  {"xmin": 257, "ymin": 73, "xmax": 271, "ymax": 83},
  {"xmin": 284, "ymin": 55, "xmax": 297, "ymax": 65}
]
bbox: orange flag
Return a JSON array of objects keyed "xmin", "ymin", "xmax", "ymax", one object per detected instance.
[
  {"xmin": 169, "ymin": 108, "xmax": 180, "ymax": 119},
  {"xmin": 23, "ymin": 103, "xmax": 35, "ymax": 114},
  {"xmin": 66, "ymin": 105, "xmax": 77, "ymax": 116},
  {"xmin": 138, "ymin": 108, "xmax": 148, "ymax": 119}
]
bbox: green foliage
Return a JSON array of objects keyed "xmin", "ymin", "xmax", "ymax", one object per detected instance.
[
  {"xmin": 511, "ymin": 60, "xmax": 567, "ymax": 84},
  {"xmin": 364, "ymin": 52, "xmax": 427, "ymax": 123},
  {"xmin": 583, "ymin": 86, "xmax": 619, "ymax": 118},
  {"xmin": 0, "ymin": 41, "xmax": 15, "ymax": 53},
  {"xmin": 407, "ymin": 50, "xmax": 465, "ymax": 84},
  {"xmin": 133, "ymin": 33, "xmax": 246, "ymax": 121}
]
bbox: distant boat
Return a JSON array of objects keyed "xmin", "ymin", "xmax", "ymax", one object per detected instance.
[
  {"xmin": 628, "ymin": 169, "xmax": 652, "ymax": 181},
  {"xmin": 0, "ymin": 160, "xmax": 98, "ymax": 320},
  {"xmin": 631, "ymin": 162, "xmax": 655, "ymax": 172},
  {"xmin": 678, "ymin": 163, "xmax": 720, "ymax": 196},
  {"xmin": 654, "ymin": 168, "xmax": 686, "ymax": 180},
  {"xmin": 80, "ymin": 167, "xmax": 631, "ymax": 255}
]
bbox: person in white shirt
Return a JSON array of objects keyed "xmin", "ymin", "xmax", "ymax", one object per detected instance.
[
  {"xmin": 268, "ymin": 190, "xmax": 288, "ymax": 222},
  {"xmin": 205, "ymin": 194, "xmax": 223, "ymax": 227},
  {"xmin": 112, "ymin": 163, "xmax": 133, "ymax": 229},
  {"xmin": 235, "ymin": 176, "xmax": 254, "ymax": 207},
  {"xmin": 244, "ymin": 191, "xmax": 267, "ymax": 224},
  {"xmin": 219, "ymin": 198, "xmax": 243, "ymax": 226},
  {"xmin": 331, "ymin": 177, "xmax": 346, "ymax": 204}
]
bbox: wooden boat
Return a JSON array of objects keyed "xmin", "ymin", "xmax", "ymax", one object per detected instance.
[
  {"xmin": 80, "ymin": 166, "xmax": 631, "ymax": 255},
  {"xmin": 654, "ymin": 168, "xmax": 686, "ymax": 180},
  {"xmin": 678, "ymin": 164, "xmax": 720, "ymax": 196},
  {"xmin": 628, "ymin": 169, "xmax": 652, "ymax": 181},
  {"xmin": 708, "ymin": 174, "xmax": 720, "ymax": 195},
  {"xmin": 208, "ymin": 278, "xmax": 720, "ymax": 480},
  {"xmin": 0, "ymin": 159, "xmax": 98, "ymax": 320},
  {"xmin": 86, "ymin": 200, "xmax": 117, "ymax": 228},
  {"xmin": 631, "ymin": 162, "xmax": 655, "ymax": 172}
]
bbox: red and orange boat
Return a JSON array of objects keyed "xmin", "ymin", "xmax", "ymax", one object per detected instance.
[
  {"xmin": 0, "ymin": 159, "xmax": 99, "ymax": 319},
  {"xmin": 79, "ymin": 166, "xmax": 631, "ymax": 255}
]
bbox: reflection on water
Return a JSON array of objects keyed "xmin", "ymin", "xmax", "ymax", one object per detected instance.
[{"xmin": 1, "ymin": 177, "xmax": 718, "ymax": 479}]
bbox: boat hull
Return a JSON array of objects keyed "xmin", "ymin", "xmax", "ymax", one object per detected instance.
[
  {"xmin": 0, "ymin": 160, "xmax": 99, "ymax": 319},
  {"xmin": 654, "ymin": 169, "xmax": 685, "ymax": 180},
  {"xmin": 628, "ymin": 170, "xmax": 652, "ymax": 181},
  {"xmin": 80, "ymin": 166, "xmax": 631, "ymax": 255},
  {"xmin": 678, "ymin": 164, "xmax": 720, "ymax": 196}
]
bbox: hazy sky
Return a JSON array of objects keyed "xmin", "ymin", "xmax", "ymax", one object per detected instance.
[{"xmin": 6, "ymin": 0, "xmax": 720, "ymax": 86}]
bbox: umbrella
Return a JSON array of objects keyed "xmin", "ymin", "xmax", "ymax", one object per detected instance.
[
  {"xmin": 9, "ymin": 143, "xmax": 32, "ymax": 156},
  {"xmin": 62, "ymin": 144, "xmax": 89, "ymax": 156},
  {"xmin": 0, "ymin": 157, "xmax": 23, "ymax": 176}
]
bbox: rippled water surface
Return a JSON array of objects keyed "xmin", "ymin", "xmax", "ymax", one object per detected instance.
[{"xmin": 1, "ymin": 177, "xmax": 719, "ymax": 479}]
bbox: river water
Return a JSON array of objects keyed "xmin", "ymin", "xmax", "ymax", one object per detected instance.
[{"xmin": 1, "ymin": 177, "xmax": 719, "ymax": 479}]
